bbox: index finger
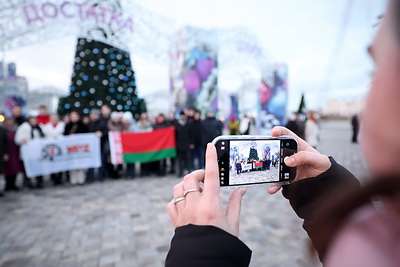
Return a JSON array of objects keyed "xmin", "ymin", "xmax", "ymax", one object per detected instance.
[
  {"xmin": 271, "ymin": 126, "xmax": 311, "ymax": 151},
  {"xmin": 204, "ymin": 143, "xmax": 221, "ymax": 198}
]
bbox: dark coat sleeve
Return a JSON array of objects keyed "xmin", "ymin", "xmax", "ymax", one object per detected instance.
[
  {"xmin": 281, "ymin": 157, "xmax": 361, "ymax": 258},
  {"xmin": 63, "ymin": 123, "xmax": 71, "ymax": 135},
  {"xmin": 0, "ymin": 127, "xmax": 8, "ymax": 156},
  {"xmin": 166, "ymin": 224, "xmax": 252, "ymax": 267}
]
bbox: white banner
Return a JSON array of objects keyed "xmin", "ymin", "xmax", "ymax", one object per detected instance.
[{"xmin": 21, "ymin": 133, "xmax": 101, "ymax": 177}]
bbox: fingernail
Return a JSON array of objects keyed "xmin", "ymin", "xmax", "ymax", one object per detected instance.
[
  {"xmin": 284, "ymin": 156, "xmax": 294, "ymax": 165},
  {"xmin": 240, "ymin": 187, "xmax": 247, "ymax": 196}
]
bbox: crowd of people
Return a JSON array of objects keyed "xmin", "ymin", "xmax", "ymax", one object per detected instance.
[
  {"xmin": 0, "ymin": 101, "xmax": 325, "ymax": 198},
  {"xmin": 0, "ymin": 104, "xmax": 232, "ymax": 195},
  {"xmin": 0, "ymin": 101, "xmax": 321, "ymax": 197}
]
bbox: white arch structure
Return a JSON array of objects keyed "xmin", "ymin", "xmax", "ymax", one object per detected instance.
[{"xmin": 0, "ymin": 0, "xmax": 269, "ymax": 67}]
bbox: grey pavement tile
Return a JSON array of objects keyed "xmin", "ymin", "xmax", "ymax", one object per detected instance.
[
  {"xmin": 80, "ymin": 260, "xmax": 99, "ymax": 267},
  {"xmin": 1, "ymin": 257, "xmax": 34, "ymax": 267},
  {"xmin": 0, "ymin": 251, "xmax": 27, "ymax": 265},
  {"xmin": 99, "ymin": 253, "xmax": 122, "ymax": 265},
  {"xmin": 115, "ymin": 259, "xmax": 138, "ymax": 267},
  {"xmin": 76, "ymin": 250, "xmax": 101, "ymax": 262},
  {"xmin": 121, "ymin": 251, "xmax": 136, "ymax": 260}
]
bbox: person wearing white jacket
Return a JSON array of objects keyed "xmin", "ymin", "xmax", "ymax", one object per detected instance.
[
  {"xmin": 305, "ymin": 111, "xmax": 319, "ymax": 149},
  {"xmin": 42, "ymin": 114, "xmax": 65, "ymax": 185},
  {"xmin": 42, "ymin": 114, "xmax": 65, "ymax": 139},
  {"xmin": 14, "ymin": 115, "xmax": 45, "ymax": 188}
]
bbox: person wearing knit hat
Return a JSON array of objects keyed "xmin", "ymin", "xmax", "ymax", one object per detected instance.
[
  {"xmin": 90, "ymin": 108, "xmax": 101, "ymax": 115},
  {"xmin": 122, "ymin": 111, "xmax": 136, "ymax": 132},
  {"xmin": 87, "ymin": 108, "xmax": 108, "ymax": 182}
]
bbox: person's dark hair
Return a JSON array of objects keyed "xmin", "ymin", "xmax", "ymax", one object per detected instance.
[{"xmin": 311, "ymin": 176, "xmax": 400, "ymax": 261}]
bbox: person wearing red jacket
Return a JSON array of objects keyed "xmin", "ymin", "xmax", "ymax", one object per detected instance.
[{"xmin": 36, "ymin": 105, "xmax": 50, "ymax": 125}]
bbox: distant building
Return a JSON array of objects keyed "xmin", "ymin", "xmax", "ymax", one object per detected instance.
[
  {"xmin": 0, "ymin": 61, "xmax": 28, "ymax": 116},
  {"xmin": 28, "ymin": 87, "xmax": 66, "ymax": 114},
  {"xmin": 142, "ymin": 90, "xmax": 170, "ymax": 119},
  {"xmin": 322, "ymin": 98, "xmax": 365, "ymax": 118}
]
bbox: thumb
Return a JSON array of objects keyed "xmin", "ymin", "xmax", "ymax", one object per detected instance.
[
  {"xmin": 285, "ymin": 151, "xmax": 317, "ymax": 167},
  {"xmin": 267, "ymin": 185, "xmax": 282, "ymax": 195},
  {"xmin": 226, "ymin": 188, "xmax": 247, "ymax": 236},
  {"xmin": 284, "ymin": 151, "xmax": 331, "ymax": 171}
]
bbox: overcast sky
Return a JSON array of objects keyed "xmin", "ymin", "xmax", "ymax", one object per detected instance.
[{"xmin": 3, "ymin": 0, "xmax": 387, "ymax": 111}]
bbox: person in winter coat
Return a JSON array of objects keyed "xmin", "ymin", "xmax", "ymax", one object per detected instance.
[
  {"xmin": 351, "ymin": 114, "xmax": 360, "ymax": 143},
  {"xmin": 305, "ymin": 111, "xmax": 319, "ymax": 149},
  {"xmin": 63, "ymin": 111, "xmax": 88, "ymax": 185},
  {"xmin": 166, "ymin": 112, "xmax": 178, "ymax": 175},
  {"xmin": 37, "ymin": 105, "xmax": 50, "ymax": 125},
  {"xmin": 153, "ymin": 113, "xmax": 171, "ymax": 176},
  {"xmin": 202, "ymin": 111, "xmax": 222, "ymax": 147},
  {"xmin": 227, "ymin": 115, "xmax": 240, "ymax": 135},
  {"xmin": 42, "ymin": 114, "xmax": 65, "ymax": 139},
  {"xmin": 188, "ymin": 110, "xmax": 205, "ymax": 170},
  {"xmin": 136, "ymin": 113, "xmax": 153, "ymax": 176},
  {"xmin": 107, "ymin": 111, "xmax": 124, "ymax": 132},
  {"xmin": 86, "ymin": 109, "xmax": 108, "ymax": 182},
  {"xmin": 15, "ymin": 115, "xmax": 45, "ymax": 188},
  {"xmin": 165, "ymin": 1, "xmax": 400, "ymax": 266},
  {"xmin": 174, "ymin": 111, "xmax": 191, "ymax": 177},
  {"xmin": 121, "ymin": 111, "xmax": 137, "ymax": 179},
  {"xmin": 239, "ymin": 114, "xmax": 251, "ymax": 135},
  {"xmin": 106, "ymin": 112, "xmax": 124, "ymax": 178},
  {"xmin": 0, "ymin": 123, "xmax": 8, "ymax": 196},
  {"xmin": 42, "ymin": 114, "xmax": 65, "ymax": 185},
  {"xmin": 11, "ymin": 105, "xmax": 26, "ymax": 126},
  {"xmin": 0, "ymin": 124, "xmax": 8, "ymax": 173},
  {"xmin": 2, "ymin": 118, "xmax": 23, "ymax": 192}
]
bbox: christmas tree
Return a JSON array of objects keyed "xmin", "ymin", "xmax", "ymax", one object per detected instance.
[
  {"xmin": 297, "ymin": 93, "xmax": 306, "ymax": 115},
  {"xmin": 58, "ymin": 38, "xmax": 146, "ymax": 119},
  {"xmin": 248, "ymin": 148, "xmax": 259, "ymax": 161}
]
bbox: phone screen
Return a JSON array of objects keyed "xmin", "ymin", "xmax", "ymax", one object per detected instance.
[{"xmin": 215, "ymin": 137, "xmax": 297, "ymax": 187}]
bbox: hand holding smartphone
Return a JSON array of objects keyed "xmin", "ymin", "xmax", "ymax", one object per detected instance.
[{"xmin": 212, "ymin": 135, "xmax": 297, "ymax": 188}]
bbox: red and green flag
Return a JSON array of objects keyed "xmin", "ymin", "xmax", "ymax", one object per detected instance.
[
  {"xmin": 109, "ymin": 127, "xmax": 176, "ymax": 164},
  {"xmin": 254, "ymin": 162, "xmax": 263, "ymax": 169}
]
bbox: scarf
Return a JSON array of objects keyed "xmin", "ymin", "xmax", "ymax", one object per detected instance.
[{"xmin": 31, "ymin": 125, "xmax": 45, "ymax": 139}]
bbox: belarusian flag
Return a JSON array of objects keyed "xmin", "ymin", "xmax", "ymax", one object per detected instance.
[
  {"xmin": 254, "ymin": 162, "xmax": 263, "ymax": 169},
  {"xmin": 109, "ymin": 127, "xmax": 176, "ymax": 164}
]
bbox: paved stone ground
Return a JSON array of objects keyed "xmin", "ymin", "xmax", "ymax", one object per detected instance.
[
  {"xmin": 0, "ymin": 120, "xmax": 368, "ymax": 267},
  {"xmin": 229, "ymin": 166, "xmax": 279, "ymax": 185}
]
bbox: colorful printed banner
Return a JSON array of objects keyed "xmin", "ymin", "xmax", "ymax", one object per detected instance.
[
  {"xmin": 109, "ymin": 127, "xmax": 177, "ymax": 164},
  {"xmin": 20, "ymin": 133, "xmax": 101, "ymax": 177},
  {"xmin": 258, "ymin": 64, "xmax": 288, "ymax": 134},
  {"xmin": 170, "ymin": 26, "xmax": 218, "ymax": 118}
]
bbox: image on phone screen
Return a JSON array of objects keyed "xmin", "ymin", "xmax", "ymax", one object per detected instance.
[{"xmin": 229, "ymin": 140, "xmax": 280, "ymax": 185}]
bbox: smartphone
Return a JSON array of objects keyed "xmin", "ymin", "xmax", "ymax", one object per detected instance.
[{"xmin": 212, "ymin": 135, "xmax": 297, "ymax": 187}]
